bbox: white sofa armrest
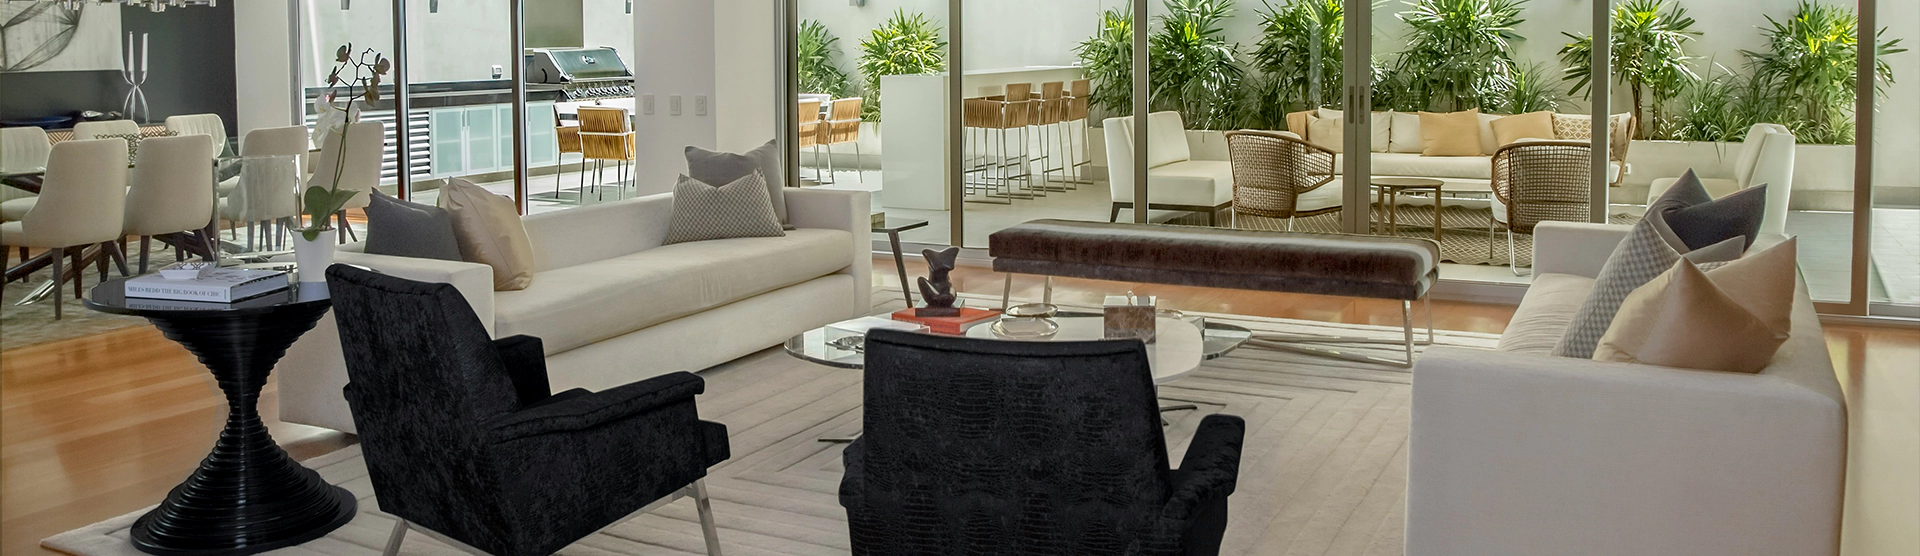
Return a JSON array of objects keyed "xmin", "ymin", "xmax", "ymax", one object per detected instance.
[
  {"xmin": 1531, "ymin": 221, "xmax": 1631, "ymax": 279},
  {"xmin": 784, "ymin": 187, "xmax": 872, "ymax": 319},
  {"xmin": 1408, "ymin": 346, "xmax": 1846, "ymax": 556},
  {"xmin": 276, "ymin": 253, "xmax": 497, "ymax": 434}
]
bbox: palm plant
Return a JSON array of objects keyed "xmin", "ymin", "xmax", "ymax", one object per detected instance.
[
  {"xmin": 856, "ymin": 9, "xmax": 947, "ymax": 121},
  {"xmin": 1503, "ymin": 61, "xmax": 1565, "ymax": 114},
  {"xmin": 1074, "ymin": 6, "xmax": 1135, "ymax": 120},
  {"xmin": 1250, "ymin": 0, "xmax": 1344, "ymax": 114},
  {"xmin": 1560, "ymin": 0, "xmax": 1699, "ymax": 139},
  {"xmin": 798, "ymin": 20, "xmax": 850, "ymax": 97},
  {"xmin": 1663, "ymin": 62, "xmax": 1778, "ymax": 142},
  {"xmin": 1742, "ymin": 1, "xmax": 1904, "ymax": 145},
  {"xmin": 1148, "ymin": 0, "xmax": 1246, "ymax": 130},
  {"xmin": 1385, "ymin": 0, "xmax": 1526, "ymax": 112}
]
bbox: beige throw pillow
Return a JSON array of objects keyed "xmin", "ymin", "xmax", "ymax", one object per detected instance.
[
  {"xmin": 1593, "ymin": 239, "xmax": 1797, "ymax": 373},
  {"xmin": 1418, "ymin": 110, "xmax": 1484, "ymax": 157},
  {"xmin": 1308, "ymin": 115, "xmax": 1344, "ymax": 153},
  {"xmin": 1492, "ymin": 111, "xmax": 1557, "ymax": 148},
  {"xmin": 437, "ymin": 178, "xmax": 536, "ymax": 291}
]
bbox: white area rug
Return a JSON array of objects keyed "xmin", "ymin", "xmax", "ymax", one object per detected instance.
[{"xmin": 45, "ymin": 297, "xmax": 1498, "ymax": 556}]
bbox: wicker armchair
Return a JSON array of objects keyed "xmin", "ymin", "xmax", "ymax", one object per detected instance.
[
  {"xmin": 1490, "ymin": 140, "xmax": 1592, "ymax": 275},
  {"xmin": 1223, "ymin": 130, "xmax": 1337, "ymax": 230}
]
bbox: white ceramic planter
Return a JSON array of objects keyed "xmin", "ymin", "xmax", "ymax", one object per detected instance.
[{"xmin": 292, "ymin": 229, "xmax": 338, "ymax": 283}]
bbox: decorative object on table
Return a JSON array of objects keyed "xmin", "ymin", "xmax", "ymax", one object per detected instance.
[
  {"xmin": 324, "ymin": 266, "xmax": 729, "ymax": 556},
  {"xmin": 825, "ymin": 315, "xmax": 929, "ymax": 352},
  {"xmin": 124, "ymin": 267, "xmax": 288, "ymax": 303},
  {"xmin": 294, "ymin": 44, "xmax": 389, "ymax": 280},
  {"xmin": 438, "ymin": 178, "xmax": 537, "ymax": 290},
  {"xmin": 1103, "ymin": 292, "xmax": 1157, "ymax": 342},
  {"xmin": 841, "ymin": 329, "xmax": 1246, "ymax": 553},
  {"xmin": 685, "ymin": 140, "xmax": 789, "ymax": 225},
  {"xmin": 1554, "ymin": 171, "xmax": 1759, "ymax": 359},
  {"xmin": 889, "ymin": 306, "xmax": 999, "ymax": 335},
  {"xmin": 662, "ymin": 172, "xmax": 785, "ymax": 245},
  {"xmin": 914, "ymin": 246, "xmax": 961, "ymax": 317},
  {"xmin": 363, "ymin": 190, "xmax": 462, "ymax": 261},
  {"xmin": 1593, "ymin": 238, "xmax": 1797, "ymax": 374},
  {"xmin": 990, "ymin": 302, "xmax": 1059, "ymax": 339},
  {"xmin": 154, "ymin": 260, "xmax": 215, "ymax": 280},
  {"xmin": 119, "ymin": 31, "xmax": 150, "ymax": 122},
  {"xmin": 82, "ymin": 278, "xmax": 357, "ymax": 555}
]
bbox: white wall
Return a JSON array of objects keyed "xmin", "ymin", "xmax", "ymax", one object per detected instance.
[
  {"xmin": 632, "ymin": 0, "xmax": 717, "ymax": 195},
  {"xmin": 714, "ymin": 0, "xmax": 778, "ymax": 153},
  {"xmin": 235, "ymin": 0, "xmax": 295, "ymax": 133}
]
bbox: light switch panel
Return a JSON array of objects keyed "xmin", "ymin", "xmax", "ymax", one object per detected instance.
[
  {"xmin": 694, "ymin": 95, "xmax": 708, "ymax": 116},
  {"xmin": 642, "ymin": 94, "xmax": 655, "ymax": 115},
  {"xmin": 669, "ymin": 95, "xmax": 683, "ymax": 116}
]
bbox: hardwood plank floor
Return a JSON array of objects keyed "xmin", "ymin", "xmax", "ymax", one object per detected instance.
[{"xmin": 3, "ymin": 257, "xmax": 1913, "ymax": 555}]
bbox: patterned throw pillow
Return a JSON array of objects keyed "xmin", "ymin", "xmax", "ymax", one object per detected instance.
[{"xmin": 663, "ymin": 171, "xmax": 785, "ymax": 245}]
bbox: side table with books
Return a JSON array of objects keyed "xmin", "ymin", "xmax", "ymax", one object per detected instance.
[{"xmin": 84, "ymin": 270, "xmax": 356, "ymax": 555}]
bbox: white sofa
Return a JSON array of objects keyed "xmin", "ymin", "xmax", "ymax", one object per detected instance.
[
  {"xmin": 277, "ymin": 187, "xmax": 873, "ymax": 434},
  {"xmin": 1288, "ymin": 109, "xmax": 1628, "ymax": 204},
  {"xmin": 1647, "ymin": 123, "xmax": 1796, "ymax": 235},
  {"xmin": 1407, "ymin": 221, "xmax": 1845, "ymax": 556},
  {"xmin": 1103, "ymin": 111, "xmax": 1236, "ymax": 225}
]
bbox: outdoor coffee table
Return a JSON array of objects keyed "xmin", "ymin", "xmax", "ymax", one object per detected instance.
[{"xmin": 1372, "ymin": 177, "xmax": 1446, "ymax": 241}]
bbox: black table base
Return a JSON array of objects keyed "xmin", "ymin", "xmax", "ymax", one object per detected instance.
[{"xmin": 130, "ymin": 304, "xmax": 356, "ymax": 556}]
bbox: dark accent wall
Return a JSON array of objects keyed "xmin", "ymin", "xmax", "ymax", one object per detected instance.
[{"xmin": 0, "ymin": 4, "xmax": 237, "ymax": 135}]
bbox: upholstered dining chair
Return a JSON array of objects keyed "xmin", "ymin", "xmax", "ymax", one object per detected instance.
[
  {"xmin": 220, "ymin": 125, "xmax": 311, "ymax": 195},
  {"xmin": 841, "ymin": 330, "xmax": 1246, "ymax": 555},
  {"xmin": 165, "ymin": 113, "xmax": 231, "ymax": 159},
  {"xmin": 219, "ymin": 154, "xmax": 303, "ymax": 253},
  {"xmin": 123, "ymin": 135, "xmax": 214, "ymax": 273},
  {"xmin": 307, "ymin": 120, "xmax": 385, "ymax": 243},
  {"xmin": 1490, "ymin": 139, "xmax": 1592, "ymax": 275},
  {"xmin": 1, "ymin": 126, "xmax": 53, "ymax": 224},
  {"xmin": 72, "ymin": 120, "xmax": 140, "ymax": 141},
  {"xmin": 577, "ymin": 106, "xmax": 636, "ymax": 199},
  {"xmin": 0, "ymin": 138, "xmax": 130, "ymax": 319},
  {"xmin": 1224, "ymin": 129, "xmax": 1339, "ymax": 231},
  {"xmin": 325, "ymin": 265, "xmax": 730, "ymax": 556}
]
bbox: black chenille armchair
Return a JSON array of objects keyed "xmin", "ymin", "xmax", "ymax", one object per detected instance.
[
  {"xmin": 325, "ymin": 265, "xmax": 731, "ymax": 556},
  {"xmin": 840, "ymin": 329, "xmax": 1246, "ymax": 555}
]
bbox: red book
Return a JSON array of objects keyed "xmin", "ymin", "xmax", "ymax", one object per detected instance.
[{"xmin": 891, "ymin": 307, "xmax": 1001, "ymax": 335}]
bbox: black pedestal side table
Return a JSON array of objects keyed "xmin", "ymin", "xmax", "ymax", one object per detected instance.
[{"xmin": 86, "ymin": 278, "xmax": 356, "ymax": 556}]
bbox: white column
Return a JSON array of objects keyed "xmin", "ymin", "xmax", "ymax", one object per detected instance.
[{"xmin": 235, "ymin": 0, "xmax": 296, "ymax": 132}]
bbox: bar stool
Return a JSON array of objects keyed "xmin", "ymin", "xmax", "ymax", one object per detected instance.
[
  {"xmin": 798, "ymin": 98, "xmax": 825, "ymax": 183},
  {"xmin": 1034, "ymin": 81, "xmax": 1074, "ymax": 190},
  {"xmin": 976, "ymin": 84, "xmax": 1040, "ymax": 200},
  {"xmin": 577, "ymin": 106, "xmax": 636, "ymax": 200},
  {"xmin": 1066, "ymin": 79, "xmax": 1094, "ymax": 185},
  {"xmin": 961, "ymin": 97, "xmax": 1013, "ymax": 204},
  {"xmin": 820, "ymin": 97, "xmax": 864, "ymax": 185}
]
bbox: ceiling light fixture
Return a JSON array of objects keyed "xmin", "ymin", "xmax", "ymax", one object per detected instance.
[{"xmin": 54, "ymin": 0, "xmax": 219, "ymax": 12}]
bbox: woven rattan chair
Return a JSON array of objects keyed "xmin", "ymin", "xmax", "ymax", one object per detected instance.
[
  {"xmin": 1490, "ymin": 140, "xmax": 1592, "ymax": 275},
  {"xmin": 820, "ymin": 97, "xmax": 864, "ymax": 185},
  {"xmin": 798, "ymin": 98, "xmax": 824, "ymax": 183},
  {"xmin": 553, "ymin": 107, "xmax": 583, "ymax": 203},
  {"xmin": 578, "ymin": 106, "xmax": 635, "ymax": 200},
  {"xmin": 1224, "ymin": 130, "xmax": 1337, "ymax": 231}
]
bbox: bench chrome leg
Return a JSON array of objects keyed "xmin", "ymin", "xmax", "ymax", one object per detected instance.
[
  {"xmin": 1403, "ymin": 299, "xmax": 1415, "ymax": 365},
  {"xmin": 1243, "ymin": 297, "xmax": 1424, "ymax": 368},
  {"xmin": 694, "ymin": 479, "xmax": 723, "ymax": 556},
  {"xmin": 1001, "ymin": 273, "xmax": 1014, "ymax": 311},
  {"xmin": 1043, "ymin": 276, "xmax": 1053, "ymax": 305}
]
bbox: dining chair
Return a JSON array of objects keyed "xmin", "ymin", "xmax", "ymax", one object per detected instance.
[
  {"xmin": 72, "ymin": 120, "xmax": 141, "ymax": 141},
  {"xmin": 123, "ymin": 135, "xmax": 215, "ymax": 274},
  {"xmin": 220, "ymin": 125, "xmax": 311, "ymax": 194},
  {"xmin": 1, "ymin": 126, "xmax": 52, "ymax": 223},
  {"xmin": 165, "ymin": 113, "xmax": 231, "ymax": 159},
  {"xmin": 1490, "ymin": 140, "xmax": 1592, "ymax": 275},
  {"xmin": 219, "ymin": 154, "xmax": 304, "ymax": 253},
  {"xmin": 0, "ymin": 138, "xmax": 131, "ymax": 319},
  {"xmin": 553, "ymin": 106, "xmax": 584, "ymax": 202},
  {"xmin": 308, "ymin": 120, "xmax": 385, "ymax": 243},
  {"xmin": 577, "ymin": 106, "xmax": 635, "ymax": 199},
  {"xmin": 820, "ymin": 97, "xmax": 864, "ymax": 185},
  {"xmin": 798, "ymin": 99, "xmax": 825, "ymax": 183}
]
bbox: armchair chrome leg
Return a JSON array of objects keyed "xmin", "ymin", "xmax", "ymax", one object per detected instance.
[
  {"xmin": 1425, "ymin": 295, "xmax": 1435, "ymax": 343},
  {"xmin": 382, "ymin": 519, "xmax": 409, "ymax": 556},
  {"xmin": 1402, "ymin": 300, "xmax": 1415, "ymax": 366},
  {"xmin": 694, "ymin": 480, "xmax": 723, "ymax": 556},
  {"xmin": 1042, "ymin": 276, "xmax": 1052, "ymax": 305}
]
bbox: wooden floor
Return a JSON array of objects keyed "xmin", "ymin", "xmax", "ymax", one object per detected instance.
[{"xmin": 2, "ymin": 258, "xmax": 1913, "ymax": 555}]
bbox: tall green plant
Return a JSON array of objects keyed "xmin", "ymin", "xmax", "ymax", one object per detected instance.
[
  {"xmin": 1148, "ymin": 0, "xmax": 1246, "ymax": 130},
  {"xmin": 1074, "ymin": 6, "xmax": 1135, "ymax": 120},
  {"xmin": 856, "ymin": 9, "xmax": 947, "ymax": 121},
  {"xmin": 1503, "ymin": 61, "xmax": 1566, "ymax": 114},
  {"xmin": 1385, "ymin": 0, "xmax": 1526, "ymax": 112},
  {"xmin": 1251, "ymin": 0, "xmax": 1344, "ymax": 115},
  {"xmin": 1663, "ymin": 62, "xmax": 1777, "ymax": 142},
  {"xmin": 798, "ymin": 20, "xmax": 850, "ymax": 97},
  {"xmin": 1742, "ymin": 1, "xmax": 1904, "ymax": 145},
  {"xmin": 1560, "ymin": 0, "xmax": 1700, "ymax": 139}
]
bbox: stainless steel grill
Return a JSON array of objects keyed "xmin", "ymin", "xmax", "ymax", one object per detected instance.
[{"xmin": 525, "ymin": 47, "xmax": 634, "ymax": 101}]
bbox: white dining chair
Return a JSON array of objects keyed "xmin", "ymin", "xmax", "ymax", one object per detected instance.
[
  {"xmin": 220, "ymin": 125, "xmax": 312, "ymax": 196},
  {"xmin": 72, "ymin": 120, "xmax": 141, "ymax": 141},
  {"xmin": 219, "ymin": 154, "xmax": 304, "ymax": 253},
  {"xmin": 166, "ymin": 113, "xmax": 231, "ymax": 159},
  {"xmin": 0, "ymin": 138, "xmax": 131, "ymax": 319},
  {"xmin": 125, "ymin": 135, "xmax": 215, "ymax": 273},
  {"xmin": 1, "ymin": 127, "xmax": 52, "ymax": 223},
  {"xmin": 307, "ymin": 120, "xmax": 385, "ymax": 243}
]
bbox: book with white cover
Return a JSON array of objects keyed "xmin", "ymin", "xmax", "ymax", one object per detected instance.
[{"xmin": 124, "ymin": 269, "xmax": 290, "ymax": 303}]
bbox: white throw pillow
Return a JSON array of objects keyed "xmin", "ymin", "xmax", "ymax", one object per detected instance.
[
  {"xmin": 1390, "ymin": 112, "xmax": 1423, "ymax": 153},
  {"xmin": 1372, "ymin": 112, "xmax": 1392, "ymax": 152},
  {"xmin": 1478, "ymin": 112, "xmax": 1502, "ymax": 155},
  {"xmin": 1308, "ymin": 116, "xmax": 1344, "ymax": 153}
]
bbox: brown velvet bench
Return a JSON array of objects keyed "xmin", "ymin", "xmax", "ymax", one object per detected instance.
[{"xmin": 988, "ymin": 219, "xmax": 1439, "ymax": 366}]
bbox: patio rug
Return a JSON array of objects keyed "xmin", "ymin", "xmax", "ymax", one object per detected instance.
[{"xmin": 45, "ymin": 292, "xmax": 1501, "ymax": 556}]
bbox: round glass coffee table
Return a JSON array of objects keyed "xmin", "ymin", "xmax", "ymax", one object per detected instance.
[{"xmin": 784, "ymin": 311, "xmax": 1252, "ymax": 383}]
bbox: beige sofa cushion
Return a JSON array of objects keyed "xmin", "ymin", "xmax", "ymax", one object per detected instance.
[
  {"xmin": 1420, "ymin": 110, "xmax": 1484, "ymax": 156},
  {"xmin": 493, "ymin": 228, "xmax": 854, "ymax": 354},
  {"xmin": 1389, "ymin": 112, "xmax": 1423, "ymax": 153},
  {"xmin": 1594, "ymin": 239, "xmax": 1797, "ymax": 373},
  {"xmin": 1119, "ymin": 160, "xmax": 1234, "ymax": 206},
  {"xmin": 1308, "ymin": 116, "xmax": 1344, "ymax": 153},
  {"xmin": 1497, "ymin": 273, "xmax": 1596, "ymax": 355},
  {"xmin": 1477, "ymin": 112, "xmax": 1502, "ymax": 154},
  {"xmin": 1369, "ymin": 152, "xmax": 1492, "ymax": 180},
  {"xmin": 439, "ymin": 178, "xmax": 536, "ymax": 291},
  {"xmin": 1492, "ymin": 111, "xmax": 1557, "ymax": 148}
]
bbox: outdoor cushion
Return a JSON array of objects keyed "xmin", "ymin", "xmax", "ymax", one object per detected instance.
[
  {"xmin": 1477, "ymin": 112, "xmax": 1503, "ymax": 154},
  {"xmin": 1117, "ymin": 160, "xmax": 1234, "ymax": 206},
  {"xmin": 1369, "ymin": 152, "xmax": 1493, "ymax": 180},
  {"xmin": 1420, "ymin": 110, "xmax": 1483, "ymax": 156},
  {"xmin": 492, "ymin": 228, "xmax": 853, "ymax": 354},
  {"xmin": 1492, "ymin": 111, "xmax": 1557, "ymax": 147},
  {"xmin": 1145, "ymin": 111, "xmax": 1190, "ymax": 168},
  {"xmin": 1389, "ymin": 112, "xmax": 1424, "ymax": 153}
]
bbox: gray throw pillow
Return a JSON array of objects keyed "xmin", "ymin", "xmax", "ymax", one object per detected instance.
[
  {"xmin": 685, "ymin": 140, "xmax": 788, "ymax": 226},
  {"xmin": 662, "ymin": 172, "xmax": 786, "ymax": 245},
  {"xmin": 364, "ymin": 190, "xmax": 463, "ymax": 261},
  {"xmin": 1551, "ymin": 173, "xmax": 1769, "ymax": 359}
]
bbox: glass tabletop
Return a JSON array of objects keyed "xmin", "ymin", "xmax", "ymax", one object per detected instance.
[
  {"xmin": 784, "ymin": 311, "xmax": 1252, "ymax": 371},
  {"xmin": 84, "ymin": 274, "xmax": 325, "ymax": 317}
]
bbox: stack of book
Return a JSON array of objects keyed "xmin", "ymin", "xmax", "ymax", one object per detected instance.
[{"xmin": 124, "ymin": 268, "xmax": 290, "ymax": 303}]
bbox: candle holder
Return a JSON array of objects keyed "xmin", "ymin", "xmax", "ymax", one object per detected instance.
[{"xmin": 120, "ymin": 32, "xmax": 150, "ymax": 123}]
